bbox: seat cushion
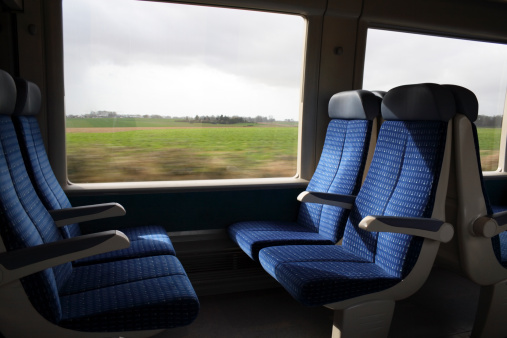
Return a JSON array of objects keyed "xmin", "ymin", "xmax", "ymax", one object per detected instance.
[
  {"xmin": 259, "ymin": 245, "xmax": 400, "ymax": 306},
  {"xmin": 59, "ymin": 255, "xmax": 199, "ymax": 331},
  {"xmin": 61, "ymin": 255, "xmax": 185, "ymax": 296},
  {"xmin": 59, "ymin": 275, "xmax": 199, "ymax": 331},
  {"xmin": 228, "ymin": 221, "xmax": 334, "ymax": 261},
  {"xmin": 73, "ymin": 225, "xmax": 176, "ymax": 266}
]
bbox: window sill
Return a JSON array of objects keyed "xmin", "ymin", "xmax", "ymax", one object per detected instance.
[{"xmin": 64, "ymin": 177, "xmax": 309, "ymax": 196}]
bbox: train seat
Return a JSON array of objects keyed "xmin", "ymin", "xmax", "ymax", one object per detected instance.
[
  {"xmin": 258, "ymin": 83, "xmax": 456, "ymax": 338},
  {"xmin": 0, "ymin": 70, "xmax": 199, "ymax": 337},
  {"xmin": 444, "ymin": 84, "xmax": 507, "ymax": 338},
  {"xmin": 12, "ymin": 77, "xmax": 177, "ymax": 265},
  {"xmin": 228, "ymin": 90, "xmax": 382, "ymax": 261}
]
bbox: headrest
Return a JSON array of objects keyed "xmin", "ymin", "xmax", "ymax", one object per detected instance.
[
  {"xmin": 442, "ymin": 85, "xmax": 478, "ymax": 122},
  {"xmin": 328, "ymin": 90, "xmax": 381, "ymax": 120},
  {"xmin": 13, "ymin": 78, "xmax": 41, "ymax": 116},
  {"xmin": 381, "ymin": 83, "xmax": 455, "ymax": 121},
  {"xmin": 0, "ymin": 69, "xmax": 17, "ymax": 116}
]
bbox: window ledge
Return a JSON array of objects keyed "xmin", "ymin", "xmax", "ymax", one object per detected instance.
[
  {"xmin": 64, "ymin": 177, "xmax": 309, "ymax": 196},
  {"xmin": 483, "ymin": 170, "xmax": 507, "ymax": 179}
]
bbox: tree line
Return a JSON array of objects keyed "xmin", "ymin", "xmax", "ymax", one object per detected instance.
[
  {"xmin": 67, "ymin": 111, "xmax": 278, "ymax": 124},
  {"xmin": 476, "ymin": 115, "xmax": 503, "ymax": 128}
]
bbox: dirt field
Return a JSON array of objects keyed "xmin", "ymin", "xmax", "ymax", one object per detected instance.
[{"xmin": 66, "ymin": 127, "xmax": 209, "ymax": 133}]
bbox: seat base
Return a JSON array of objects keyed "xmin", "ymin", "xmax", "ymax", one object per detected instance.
[
  {"xmin": 472, "ymin": 280, "xmax": 507, "ymax": 338},
  {"xmin": 332, "ymin": 300, "xmax": 395, "ymax": 338}
]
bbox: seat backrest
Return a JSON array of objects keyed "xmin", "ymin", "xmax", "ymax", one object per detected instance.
[
  {"xmin": 0, "ymin": 70, "xmax": 71, "ymax": 324},
  {"xmin": 298, "ymin": 90, "xmax": 381, "ymax": 242},
  {"xmin": 341, "ymin": 83, "xmax": 455, "ymax": 278},
  {"xmin": 444, "ymin": 84, "xmax": 507, "ymax": 285},
  {"xmin": 13, "ymin": 78, "xmax": 81, "ymax": 239}
]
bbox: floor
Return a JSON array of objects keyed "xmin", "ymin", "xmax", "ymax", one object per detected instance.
[{"xmin": 159, "ymin": 267, "xmax": 479, "ymax": 338}]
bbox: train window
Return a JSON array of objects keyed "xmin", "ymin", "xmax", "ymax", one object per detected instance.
[
  {"xmin": 363, "ymin": 29, "xmax": 507, "ymax": 171},
  {"xmin": 62, "ymin": 0, "xmax": 305, "ymax": 183}
]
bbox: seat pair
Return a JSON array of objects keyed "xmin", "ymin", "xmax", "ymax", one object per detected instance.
[
  {"xmin": 230, "ymin": 83, "xmax": 457, "ymax": 337},
  {"xmin": 229, "ymin": 90, "xmax": 383, "ymax": 260},
  {"xmin": 0, "ymin": 70, "xmax": 199, "ymax": 337},
  {"xmin": 12, "ymin": 77, "xmax": 178, "ymax": 266}
]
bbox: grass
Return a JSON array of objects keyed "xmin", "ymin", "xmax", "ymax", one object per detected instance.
[
  {"xmin": 65, "ymin": 122, "xmax": 502, "ymax": 182},
  {"xmin": 67, "ymin": 125, "xmax": 298, "ymax": 183},
  {"xmin": 477, "ymin": 127, "xmax": 502, "ymax": 171}
]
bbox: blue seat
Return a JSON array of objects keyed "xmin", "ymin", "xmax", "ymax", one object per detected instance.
[
  {"xmin": 259, "ymin": 83, "xmax": 456, "ymax": 338},
  {"xmin": 0, "ymin": 70, "xmax": 199, "ymax": 336},
  {"xmin": 228, "ymin": 90, "xmax": 382, "ymax": 261},
  {"xmin": 442, "ymin": 84, "xmax": 507, "ymax": 338},
  {"xmin": 12, "ymin": 78, "xmax": 176, "ymax": 265}
]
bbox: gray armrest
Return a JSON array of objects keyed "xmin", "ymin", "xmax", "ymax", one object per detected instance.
[
  {"xmin": 0, "ymin": 230, "xmax": 129, "ymax": 286},
  {"xmin": 49, "ymin": 203, "xmax": 126, "ymax": 227},
  {"xmin": 359, "ymin": 216, "xmax": 454, "ymax": 243},
  {"xmin": 473, "ymin": 211, "xmax": 507, "ymax": 238},
  {"xmin": 297, "ymin": 191, "xmax": 356, "ymax": 209}
]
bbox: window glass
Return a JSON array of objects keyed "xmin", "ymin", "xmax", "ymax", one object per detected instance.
[
  {"xmin": 363, "ymin": 29, "xmax": 507, "ymax": 171},
  {"xmin": 63, "ymin": 0, "xmax": 305, "ymax": 182}
]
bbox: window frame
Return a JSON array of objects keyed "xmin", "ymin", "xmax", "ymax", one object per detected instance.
[
  {"xmin": 39, "ymin": 0, "xmax": 328, "ymax": 194},
  {"xmin": 355, "ymin": 23, "xmax": 507, "ymax": 174}
]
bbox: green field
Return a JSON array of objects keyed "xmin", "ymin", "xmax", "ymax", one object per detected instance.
[
  {"xmin": 66, "ymin": 120, "xmax": 501, "ymax": 183},
  {"xmin": 67, "ymin": 124, "xmax": 298, "ymax": 183},
  {"xmin": 477, "ymin": 127, "xmax": 502, "ymax": 171}
]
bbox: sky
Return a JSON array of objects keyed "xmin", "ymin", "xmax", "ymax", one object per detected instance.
[
  {"xmin": 63, "ymin": 0, "xmax": 305, "ymax": 120},
  {"xmin": 63, "ymin": 1, "xmax": 507, "ymax": 120},
  {"xmin": 363, "ymin": 29, "xmax": 507, "ymax": 117}
]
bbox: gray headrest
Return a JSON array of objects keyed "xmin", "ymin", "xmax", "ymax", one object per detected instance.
[
  {"xmin": 381, "ymin": 83, "xmax": 455, "ymax": 121},
  {"xmin": 328, "ymin": 90, "xmax": 381, "ymax": 120},
  {"xmin": 0, "ymin": 70, "xmax": 16, "ymax": 116},
  {"xmin": 13, "ymin": 78, "xmax": 41, "ymax": 116},
  {"xmin": 442, "ymin": 85, "xmax": 478, "ymax": 122}
]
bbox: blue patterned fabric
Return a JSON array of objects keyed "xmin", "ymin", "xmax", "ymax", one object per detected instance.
[
  {"xmin": 73, "ymin": 225, "xmax": 176, "ymax": 265},
  {"xmin": 259, "ymin": 245, "xmax": 399, "ymax": 306},
  {"xmin": 301, "ymin": 120, "xmax": 372, "ymax": 241},
  {"xmin": 15, "ymin": 116, "xmax": 78, "ymax": 237},
  {"xmin": 228, "ymin": 119, "xmax": 372, "ymax": 261},
  {"xmin": 14, "ymin": 114, "xmax": 177, "ymax": 260},
  {"xmin": 229, "ymin": 221, "xmax": 334, "ymax": 260},
  {"xmin": 259, "ymin": 120, "xmax": 448, "ymax": 306},
  {"xmin": 59, "ymin": 275, "xmax": 199, "ymax": 332},
  {"xmin": 60, "ymin": 255, "xmax": 187, "ymax": 295},
  {"xmin": 0, "ymin": 115, "xmax": 68, "ymax": 323}
]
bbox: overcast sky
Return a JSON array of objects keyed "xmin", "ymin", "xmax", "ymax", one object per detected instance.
[
  {"xmin": 63, "ymin": 1, "xmax": 507, "ymax": 120},
  {"xmin": 363, "ymin": 29, "xmax": 507, "ymax": 117},
  {"xmin": 63, "ymin": 0, "xmax": 305, "ymax": 120}
]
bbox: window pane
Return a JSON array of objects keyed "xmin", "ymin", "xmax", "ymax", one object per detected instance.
[
  {"xmin": 63, "ymin": 0, "xmax": 305, "ymax": 183},
  {"xmin": 363, "ymin": 29, "xmax": 507, "ymax": 171}
]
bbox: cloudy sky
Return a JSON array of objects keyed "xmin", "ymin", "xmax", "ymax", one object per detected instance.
[
  {"xmin": 63, "ymin": 0, "xmax": 305, "ymax": 120},
  {"xmin": 63, "ymin": 1, "xmax": 507, "ymax": 120},
  {"xmin": 363, "ymin": 29, "xmax": 507, "ymax": 117}
]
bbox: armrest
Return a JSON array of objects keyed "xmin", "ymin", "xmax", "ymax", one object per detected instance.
[
  {"xmin": 473, "ymin": 211, "xmax": 507, "ymax": 238},
  {"xmin": 297, "ymin": 191, "xmax": 356, "ymax": 209},
  {"xmin": 0, "ymin": 230, "xmax": 129, "ymax": 286},
  {"xmin": 359, "ymin": 216, "xmax": 454, "ymax": 243},
  {"xmin": 49, "ymin": 203, "xmax": 126, "ymax": 227}
]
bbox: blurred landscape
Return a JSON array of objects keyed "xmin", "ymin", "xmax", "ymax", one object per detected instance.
[{"xmin": 66, "ymin": 117, "xmax": 298, "ymax": 183}]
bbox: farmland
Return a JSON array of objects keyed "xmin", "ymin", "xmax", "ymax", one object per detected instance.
[
  {"xmin": 65, "ymin": 118, "xmax": 501, "ymax": 183},
  {"xmin": 66, "ymin": 118, "xmax": 298, "ymax": 183},
  {"xmin": 477, "ymin": 127, "xmax": 502, "ymax": 171}
]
